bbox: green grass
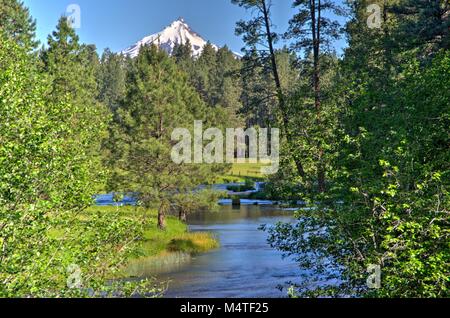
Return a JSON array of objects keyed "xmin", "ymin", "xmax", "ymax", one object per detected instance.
[
  {"xmin": 125, "ymin": 229, "xmax": 219, "ymax": 277},
  {"xmin": 138, "ymin": 215, "xmax": 219, "ymax": 257},
  {"xmin": 217, "ymin": 162, "xmax": 271, "ymax": 183},
  {"xmin": 86, "ymin": 206, "xmax": 219, "ymax": 278},
  {"xmin": 167, "ymin": 232, "xmax": 220, "ymax": 254},
  {"xmin": 85, "ymin": 205, "xmax": 219, "ymax": 261}
]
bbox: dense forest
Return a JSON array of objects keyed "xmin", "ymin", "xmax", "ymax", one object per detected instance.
[{"xmin": 0, "ymin": 0, "xmax": 448, "ymax": 298}]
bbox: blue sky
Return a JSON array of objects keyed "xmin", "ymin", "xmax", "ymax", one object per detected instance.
[{"xmin": 23, "ymin": 0, "xmax": 348, "ymax": 55}]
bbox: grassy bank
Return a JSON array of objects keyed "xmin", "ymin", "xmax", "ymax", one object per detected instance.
[
  {"xmin": 84, "ymin": 206, "xmax": 219, "ymax": 273},
  {"xmin": 217, "ymin": 162, "xmax": 270, "ymax": 183}
]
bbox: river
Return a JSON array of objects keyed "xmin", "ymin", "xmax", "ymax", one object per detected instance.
[{"xmin": 151, "ymin": 205, "xmax": 302, "ymax": 298}]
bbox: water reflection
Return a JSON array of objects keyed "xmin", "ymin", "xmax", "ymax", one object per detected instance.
[{"xmin": 151, "ymin": 205, "xmax": 302, "ymax": 298}]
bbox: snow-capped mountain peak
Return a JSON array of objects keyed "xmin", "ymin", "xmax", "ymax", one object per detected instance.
[{"xmin": 121, "ymin": 18, "xmax": 219, "ymax": 58}]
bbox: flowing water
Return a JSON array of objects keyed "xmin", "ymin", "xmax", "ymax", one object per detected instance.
[{"xmin": 136, "ymin": 205, "xmax": 303, "ymax": 298}]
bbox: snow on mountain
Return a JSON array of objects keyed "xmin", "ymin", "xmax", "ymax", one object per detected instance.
[{"xmin": 121, "ymin": 17, "xmax": 240, "ymax": 58}]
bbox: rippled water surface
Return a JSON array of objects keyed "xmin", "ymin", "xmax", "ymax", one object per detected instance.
[{"xmin": 153, "ymin": 205, "xmax": 303, "ymax": 298}]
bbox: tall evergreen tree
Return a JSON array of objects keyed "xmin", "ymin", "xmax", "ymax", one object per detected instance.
[
  {"xmin": 97, "ymin": 48, "xmax": 127, "ymax": 112},
  {"xmin": 214, "ymin": 46, "xmax": 243, "ymax": 120},
  {"xmin": 172, "ymin": 39, "xmax": 194, "ymax": 69},
  {"xmin": 191, "ymin": 42, "xmax": 218, "ymax": 104},
  {"xmin": 233, "ymin": 0, "xmax": 308, "ymax": 180},
  {"xmin": 390, "ymin": 0, "xmax": 449, "ymax": 54},
  {"xmin": 108, "ymin": 44, "xmax": 227, "ymax": 230},
  {"xmin": 239, "ymin": 49, "xmax": 296, "ymax": 128},
  {"xmin": 0, "ymin": 0, "xmax": 38, "ymax": 50},
  {"xmin": 285, "ymin": 0, "xmax": 345, "ymax": 192},
  {"xmin": 240, "ymin": 51, "xmax": 276, "ymax": 127},
  {"xmin": 174, "ymin": 42, "xmax": 243, "ymax": 126}
]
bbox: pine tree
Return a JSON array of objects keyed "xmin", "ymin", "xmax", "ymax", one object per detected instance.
[
  {"xmin": 174, "ymin": 42, "xmax": 244, "ymax": 126},
  {"xmin": 191, "ymin": 42, "xmax": 218, "ymax": 104},
  {"xmin": 172, "ymin": 39, "xmax": 194, "ymax": 68},
  {"xmin": 42, "ymin": 17, "xmax": 83, "ymax": 94},
  {"xmin": 97, "ymin": 48, "xmax": 127, "ymax": 112},
  {"xmin": 214, "ymin": 46, "xmax": 243, "ymax": 124},
  {"xmin": 233, "ymin": 0, "xmax": 308, "ymax": 180},
  {"xmin": 108, "ymin": 44, "xmax": 227, "ymax": 230},
  {"xmin": 390, "ymin": 0, "xmax": 449, "ymax": 54},
  {"xmin": 0, "ymin": 0, "xmax": 38, "ymax": 50},
  {"xmin": 285, "ymin": 0, "xmax": 345, "ymax": 192},
  {"xmin": 239, "ymin": 49, "xmax": 297, "ymax": 128}
]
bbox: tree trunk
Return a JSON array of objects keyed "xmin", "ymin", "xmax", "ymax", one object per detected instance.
[
  {"xmin": 157, "ymin": 204, "xmax": 166, "ymax": 230},
  {"xmin": 261, "ymin": 0, "xmax": 307, "ymax": 180},
  {"xmin": 318, "ymin": 163, "xmax": 326, "ymax": 193},
  {"xmin": 311, "ymin": 0, "xmax": 326, "ymax": 193},
  {"xmin": 179, "ymin": 208, "xmax": 187, "ymax": 223}
]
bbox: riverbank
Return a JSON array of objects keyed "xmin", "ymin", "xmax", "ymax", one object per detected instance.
[
  {"xmin": 84, "ymin": 206, "xmax": 219, "ymax": 277},
  {"xmin": 157, "ymin": 205, "xmax": 299, "ymax": 297}
]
